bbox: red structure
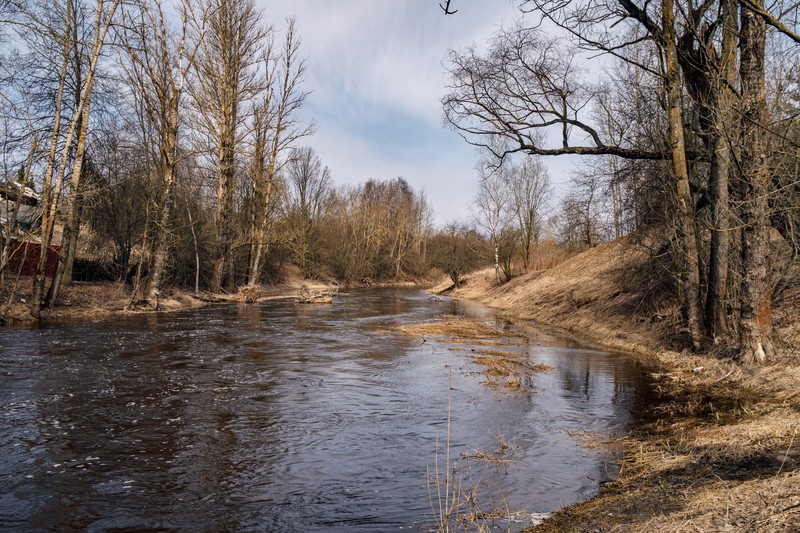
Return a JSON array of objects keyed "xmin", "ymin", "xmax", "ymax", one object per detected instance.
[{"xmin": 1, "ymin": 238, "xmax": 59, "ymax": 277}]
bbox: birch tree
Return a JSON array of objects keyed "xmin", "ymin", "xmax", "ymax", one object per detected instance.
[
  {"xmin": 45, "ymin": 0, "xmax": 122, "ymax": 309},
  {"xmin": 27, "ymin": 0, "xmax": 73, "ymax": 317},
  {"xmin": 508, "ymin": 156, "xmax": 551, "ymax": 272},
  {"xmin": 24, "ymin": 0, "xmax": 121, "ymax": 314},
  {"xmin": 119, "ymin": 0, "xmax": 205, "ymax": 308},
  {"xmin": 473, "ymin": 142, "xmax": 512, "ymax": 285}
]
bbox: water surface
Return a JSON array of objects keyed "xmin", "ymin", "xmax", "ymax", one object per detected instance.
[{"xmin": 0, "ymin": 288, "xmax": 654, "ymax": 531}]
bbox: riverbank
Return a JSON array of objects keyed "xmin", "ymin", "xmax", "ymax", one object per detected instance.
[
  {"xmin": 434, "ymin": 237, "xmax": 800, "ymax": 531},
  {"xmin": 0, "ymin": 274, "xmax": 342, "ymax": 325}
]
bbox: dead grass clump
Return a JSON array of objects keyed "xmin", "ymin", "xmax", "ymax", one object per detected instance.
[
  {"xmin": 460, "ymin": 435, "xmax": 512, "ymax": 463},
  {"xmin": 398, "ymin": 315, "xmax": 521, "ymax": 342},
  {"xmin": 564, "ymin": 429, "xmax": 619, "ymax": 450},
  {"xmin": 295, "ymin": 285, "xmax": 336, "ymax": 304},
  {"xmin": 470, "ymin": 356, "xmax": 552, "ymax": 375},
  {"xmin": 237, "ymin": 283, "xmax": 262, "ymax": 303},
  {"xmin": 471, "ymin": 355, "xmax": 552, "ymax": 392},
  {"xmin": 472, "ymin": 348, "xmax": 527, "ymax": 360}
]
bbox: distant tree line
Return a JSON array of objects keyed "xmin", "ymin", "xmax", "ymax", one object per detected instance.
[{"xmin": 0, "ymin": 0, "xmax": 440, "ymax": 317}]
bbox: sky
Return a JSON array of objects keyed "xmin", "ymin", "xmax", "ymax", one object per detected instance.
[{"xmin": 257, "ymin": 0, "xmax": 574, "ymax": 226}]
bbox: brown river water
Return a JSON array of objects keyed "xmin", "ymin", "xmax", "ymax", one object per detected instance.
[{"xmin": 0, "ymin": 288, "xmax": 656, "ymax": 531}]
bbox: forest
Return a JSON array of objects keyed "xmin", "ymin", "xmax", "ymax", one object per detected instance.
[
  {"xmin": 1, "ymin": 0, "xmax": 799, "ymax": 367},
  {"xmin": 0, "ymin": 0, "xmax": 569, "ymax": 322},
  {"xmin": 0, "ymin": 1, "xmax": 440, "ymax": 316}
]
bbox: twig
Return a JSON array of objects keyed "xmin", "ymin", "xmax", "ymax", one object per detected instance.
[
  {"xmin": 713, "ymin": 369, "xmax": 736, "ymax": 383},
  {"xmin": 776, "ymin": 428, "xmax": 796, "ymax": 476}
]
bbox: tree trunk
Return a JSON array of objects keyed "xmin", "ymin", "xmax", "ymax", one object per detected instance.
[
  {"xmin": 663, "ymin": 0, "xmax": 703, "ymax": 350},
  {"xmin": 186, "ymin": 201, "xmax": 200, "ymax": 294},
  {"xmin": 144, "ymin": 95, "xmax": 180, "ymax": 308},
  {"xmin": 704, "ymin": 0, "xmax": 738, "ymax": 341},
  {"xmin": 145, "ymin": 164, "xmax": 175, "ymax": 307},
  {"xmin": 247, "ymin": 171, "xmax": 273, "ymax": 286},
  {"xmin": 46, "ymin": 93, "xmax": 93, "ymax": 310},
  {"xmin": 738, "ymin": 1, "xmax": 773, "ymax": 363},
  {"xmin": 494, "ymin": 242, "xmax": 501, "ymax": 284},
  {"xmin": 31, "ymin": 5, "xmax": 71, "ymax": 317},
  {"xmin": 212, "ymin": 134, "xmax": 236, "ymax": 292}
]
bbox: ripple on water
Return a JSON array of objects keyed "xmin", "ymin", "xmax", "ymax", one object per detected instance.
[{"xmin": 0, "ymin": 288, "xmax": 656, "ymax": 532}]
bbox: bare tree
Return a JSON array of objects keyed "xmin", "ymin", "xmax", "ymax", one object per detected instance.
[
  {"xmin": 321, "ymin": 178, "xmax": 432, "ymax": 282},
  {"xmin": 472, "ymin": 137, "xmax": 514, "ymax": 284},
  {"xmin": 46, "ymin": 0, "xmax": 123, "ymax": 307},
  {"xmin": 473, "ymin": 167, "xmax": 511, "ymax": 284},
  {"xmin": 247, "ymin": 17, "xmax": 312, "ymax": 286},
  {"xmin": 285, "ymin": 146, "xmax": 330, "ymax": 276},
  {"xmin": 385, "ymin": 178, "xmax": 432, "ymax": 279},
  {"xmin": 443, "ymin": 2, "xmax": 711, "ymax": 350},
  {"xmin": 24, "ymin": 0, "xmax": 121, "ymax": 314},
  {"xmin": 508, "ymin": 155, "xmax": 552, "ymax": 272},
  {"xmin": 83, "ymin": 123, "xmax": 149, "ymax": 282},
  {"xmin": 659, "ymin": 0, "xmax": 704, "ymax": 350},
  {"xmin": 27, "ymin": 0, "xmax": 73, "ymax": 317},
  {"xmin": 675, "ymin": 0, "xmax": 739, "ymax": 342},
  {"xmin": 194, "ymin": 0, "xmax": 265, "ymax": 292},
  {"xmin": 737, "ymin": 0, "xmax": 773, "ymax": 363},
  {"xmin": 428, "ymin": 222, "xmax": 485, "ymax": 288},
  {"xmin": 443, "ymin": 20, "xmax": 677, "ymax": 162},
  {"xmin": 118, "ymin": 0, "xmax": 205, "ymax": 308},
  {"xmin": 444, "ymin": 0, "xmax": 800, "ymax": 360}
]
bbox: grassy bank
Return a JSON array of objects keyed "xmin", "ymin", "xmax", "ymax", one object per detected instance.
[{"xmin": 434, "ymin": 237, "xmax": 800, "ymax": 531}]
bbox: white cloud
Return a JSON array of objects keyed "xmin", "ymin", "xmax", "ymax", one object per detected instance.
[{"xmin": 256, "ymin": 0, "xmax": 540, "ymax": 225}]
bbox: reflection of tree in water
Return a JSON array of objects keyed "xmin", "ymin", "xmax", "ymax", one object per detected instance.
[{"xmin": 556, "ymin": 349, "xmax": 653, "ymax": 429}]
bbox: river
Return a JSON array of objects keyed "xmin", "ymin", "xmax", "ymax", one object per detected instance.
[{"xmin": 0, "ymin": 288, "xmax": 655, "ymax": 531}]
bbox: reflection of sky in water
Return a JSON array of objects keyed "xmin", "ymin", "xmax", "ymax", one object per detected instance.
[{"xmin": 0, "ymin": 288, "xmax": 655, "ymax": 532}]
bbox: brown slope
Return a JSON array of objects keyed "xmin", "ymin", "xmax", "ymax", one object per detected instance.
[{"xmin": 434, "ymin": 237, "xmax": 800, "ymax": 532}]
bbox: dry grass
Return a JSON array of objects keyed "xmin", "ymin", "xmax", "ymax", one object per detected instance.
[
  {"xmin": 397, "ymin": 315, "xmax": 521, "ymax": 341},
  {"xmin": 428, "ymin": 235, "xmax": 800, "ymax": 532},
  {"xmin": 470, "ymin": 355, "xmax": 551, "ymax": 381},
  {"xmin": 1, "ymin": 277, "xmax": 139, "ymax": 323},
  {"xmin": 471, "ymin": 348, "xmax": 528, "ymax": 360},
  {"xmin": 398, "ymin": 316, "xmax": 550, "ymax": 392},
  {"xmin": 435, "ymin": 237, "xmax": 678, "ymax": 358},
  {"xmin": 460, "ymin": 435, "xmax": 512, "ymax": 463},
  {"xmin": 564, "ymin": 429, "xmax": 620, "ymax": 450}
]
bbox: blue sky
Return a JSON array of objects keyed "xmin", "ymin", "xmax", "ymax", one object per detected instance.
[{"xmin": 258, "ymin": 0, "xmax": 573, "ymax": 226}]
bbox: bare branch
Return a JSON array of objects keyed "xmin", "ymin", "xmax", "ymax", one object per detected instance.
[{"xmin": 440, "ymin": 0, "xmax": 458, "ymax": 15}]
